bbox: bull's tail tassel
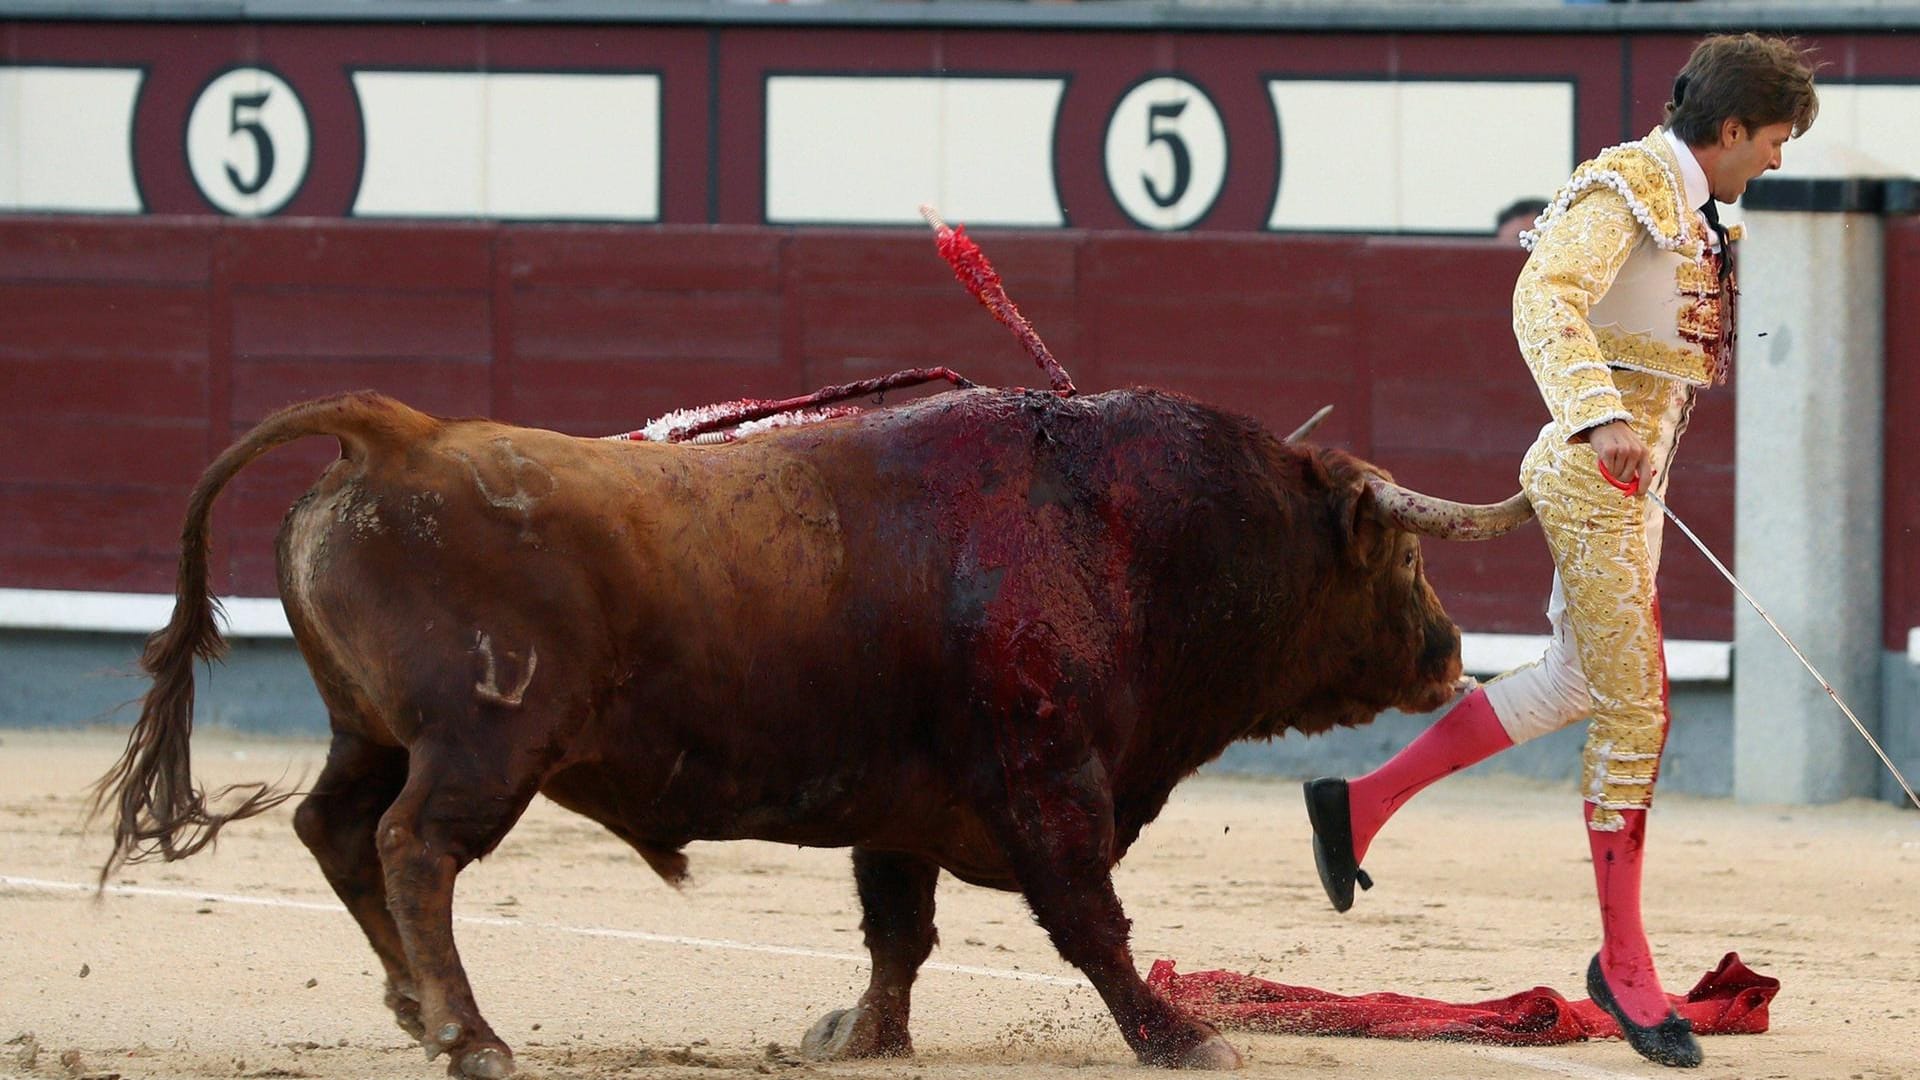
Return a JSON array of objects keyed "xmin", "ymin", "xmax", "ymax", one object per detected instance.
[{"xmin": 919, "ymin": 205, "xmax": 1076, "ymax": 397}]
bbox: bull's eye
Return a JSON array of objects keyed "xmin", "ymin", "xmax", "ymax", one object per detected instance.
[{"xmin": 1403, "ymin": 549, "xmax": 1417, "ymax": 569}]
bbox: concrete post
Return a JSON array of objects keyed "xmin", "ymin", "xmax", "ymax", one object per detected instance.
[{"xmin": 1733, "ymin": 177, "xmax": 1896, "ymax": 804}]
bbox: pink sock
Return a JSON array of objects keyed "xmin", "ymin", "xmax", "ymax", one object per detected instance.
[
  {"xmin": 1588, "ymin": 805, "xmax": 1672, "ymax": 1026},
  {"xmin": 1346, "ymin": 687, "xmax": 1512, "ymax": 864}
]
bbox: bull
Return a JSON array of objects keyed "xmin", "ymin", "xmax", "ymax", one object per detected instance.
[{"xmin": 96, "ymin": 385, "xmax": 1530, "ymax": 1076}]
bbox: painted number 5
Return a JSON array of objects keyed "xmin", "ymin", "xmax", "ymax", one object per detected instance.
[
  {"xmin": 186, "ymin": 67, "xmax": 311, "ymax": 217},
  {"xmin": 1104, "ymin": 76, "xmax": 1226, "ymax": 230},
  {"xmin": 1144, "ymin": 100, "xmax": 1191, "ymax": 208},
  {"xmin": 225, "ymin": 90, "xmax": 275, "ymax": 196}
]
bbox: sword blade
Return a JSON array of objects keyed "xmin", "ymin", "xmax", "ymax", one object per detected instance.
[{"xmin": 1648, "ymin": 490, "xmax": 1920, "ymax": 811}]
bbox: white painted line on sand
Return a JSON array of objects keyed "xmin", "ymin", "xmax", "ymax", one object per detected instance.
[
  {"xmin": 0, "ymin": 874, "xmax": 1082, "ymax": 987},
  {"xmin": 1484, "ymin": 1048, "xmax": 1649, "ymax": 1080}
]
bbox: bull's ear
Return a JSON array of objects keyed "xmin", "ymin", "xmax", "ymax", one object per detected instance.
[{"xmin": 1339, "ymin": 479, "xmax": 1390, "ymax": 569}]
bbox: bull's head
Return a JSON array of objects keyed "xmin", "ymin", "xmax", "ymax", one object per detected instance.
[
  {"xmin": 1357, "ymin": 473, "xmax": 1532, "ymax": 712},
  {"xmin": 1288, "ymin": 412, "xmax": 1532, "ymax": 730}
]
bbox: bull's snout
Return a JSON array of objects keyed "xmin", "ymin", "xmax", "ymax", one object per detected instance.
[{"xmin": 1405, "ymin": 615, "xmax": 1464, "ymax": 713}]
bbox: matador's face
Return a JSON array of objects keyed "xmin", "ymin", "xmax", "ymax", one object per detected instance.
[{"xmin": 1711, "ymin": 119, "xmax": 1793, "ymax": 202}]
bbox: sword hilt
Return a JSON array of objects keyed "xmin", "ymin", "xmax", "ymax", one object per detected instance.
[{"xmin": 1596, "ymin": 458, "xmax": 1646, "ymax": 497}]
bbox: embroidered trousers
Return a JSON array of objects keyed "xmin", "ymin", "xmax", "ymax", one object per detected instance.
[{"xmin": 1482, "ymin": 369, "xmax": 1695, "ymax": 831}]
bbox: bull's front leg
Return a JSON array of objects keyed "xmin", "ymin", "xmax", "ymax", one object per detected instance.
[
  {"xmin": 987, "ymin": 753, "xmax": 1242, "ymax": 1069},
  {"xmin": 802, "ymin": 848, "xmax": 939, "ymax": 1060}
]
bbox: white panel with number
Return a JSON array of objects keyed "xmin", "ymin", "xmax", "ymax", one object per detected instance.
[
  {"xmin": 187, "ymin": 67, "xmax": 311, "ymax": 217},
  {"xmin": 351, "ymin": 71, "xmax": 660, "ymax": 220},
  {"xmin": 765, "ymin": 76, "xmax": 1065, "ymax": 226},
  {"xmin": 1104, "ymin": 76, "xmax": 1228, "ymax": 231},
  {"xmin": 1266, "ymin": 80, "xmax": 1574, "ymax": 233},
  {"xmin": 0, "ymin": 66, "xmax": 143, "ymax": 213}
]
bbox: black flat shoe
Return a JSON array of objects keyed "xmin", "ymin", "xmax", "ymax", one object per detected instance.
[
  {"xmin": 1586, "ymin": 953, "xmax": 1703, "ymax": 1068},
  {"xmin": 1302, "ymin": 777, "xmax": 1372, "ymax": 913}
]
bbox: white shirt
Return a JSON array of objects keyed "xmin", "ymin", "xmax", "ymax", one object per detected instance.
[
  {"xmin": 1661, "ymin": 126, "xmax": 1718, "ymax": 251},
  {"xmin": 1576, "ymin": 126, "xmax": 1728, "ymax": 373}
]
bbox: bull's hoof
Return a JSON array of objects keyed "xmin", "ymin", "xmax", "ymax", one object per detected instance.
[
  {"xmin": 802, "ymin": 1008, "xmax": 855, "ymax": 1059},
  {"xmin": 421, "ymin": 1022, "xmax": 465, "ymax": 1061},
  {"xmin": 1177, "ymin": 1034, "xmax": 1244, "ymax": 1070},
  {"xmin": 454, "ymin": 1046, "xmax": 516, "ymax": 1079},
  {"xmin": 801, "ymin": 1005, "xmax": 911, "ymax": 1060},
  {"xmin": 802, "ymin": 1008, "xmax": 860, "ymax": 1060}
]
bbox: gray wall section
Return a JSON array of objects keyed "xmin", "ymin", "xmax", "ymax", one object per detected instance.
[
  {"xmin": 1883, "ymin": 650, "xmax": 1920, "ymax": 807},
  {"xmin": 7, "ymin": 629, "xmax": 1908, "ymax": 809},
  {"xmin": 1734, "ymin": 210, "xmax": 1887, "ymax": 806},
  {"xmin": 0, "ymin": 630, "xmax": 328, "ymax": 735},
  {"xmin": 8, "ymin": 1, "xmax": 1920, "ymax": 33}
]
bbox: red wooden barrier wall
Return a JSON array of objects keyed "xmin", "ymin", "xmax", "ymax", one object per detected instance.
[{"xmin": 0, "ymin": 214, "xmax": 1796, "ymax": 641}]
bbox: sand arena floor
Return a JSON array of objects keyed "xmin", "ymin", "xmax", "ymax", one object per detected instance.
[{"xmin": 3, "ymin": 729, "xmax": 1916, "ymax": 1080}]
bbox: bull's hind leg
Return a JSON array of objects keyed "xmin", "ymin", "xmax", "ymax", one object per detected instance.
[
  {"xmin": 803, "ymin": 848, "xmax": 939, "ymax": 1060},
  {"xmin": 377, "ymin": 741, "xmax": 548, "ymax": 1080},
  {"xmin": 292, "ymin": 730, "xmax": 424, "ymax": 1038},
  {"xmin": 987, "ymin": 752, "xmax": 1242, "ymax": 1069}
]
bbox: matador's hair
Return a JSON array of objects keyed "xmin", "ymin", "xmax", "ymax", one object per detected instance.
[{"xmin": 1664, "ymin": 34, "xmax": 1820, "ymax": 145}]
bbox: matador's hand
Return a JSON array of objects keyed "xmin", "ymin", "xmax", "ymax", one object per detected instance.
[{"xmin": 1584, "ymin": 420, "xmax": 1649, "ymax": 488}]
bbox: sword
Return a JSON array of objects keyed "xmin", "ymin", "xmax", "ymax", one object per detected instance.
[{"xmin": 1597, "ymin": 461, "xmax": 1920, "ymax": 811}]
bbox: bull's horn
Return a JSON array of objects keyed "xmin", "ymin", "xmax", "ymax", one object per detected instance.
[
  {"xmin": 1285, "ymin": 404, "xmax": 1333, "ymax": 443},
  {"xmin": 1366, "ymin": 477, "xmax": 1534, "ymax": 540}
]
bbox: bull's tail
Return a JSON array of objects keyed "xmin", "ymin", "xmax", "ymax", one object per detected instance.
[{"xmin": 89, "ymin": 391, "xmax": 435, "ymax": 885}]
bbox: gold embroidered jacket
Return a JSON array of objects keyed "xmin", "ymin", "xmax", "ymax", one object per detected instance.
[{"xmin": 1513, "ymin": 127, "xmax": 1736, "ymax": 438}]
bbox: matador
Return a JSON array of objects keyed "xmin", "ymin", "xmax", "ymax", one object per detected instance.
[{"xmin": 1302, "ymin": 33, "xmax": 1819, "ymax": 1070}]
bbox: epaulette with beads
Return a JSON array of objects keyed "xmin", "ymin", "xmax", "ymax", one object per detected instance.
[{"xmin": 1520, "ymin": 129, "xmax": 1706, "ymax": 261}]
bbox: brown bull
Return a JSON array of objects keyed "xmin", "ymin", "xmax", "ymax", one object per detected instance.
[{"xmin": 96, "ymin": 386, "xmax": 1529, "ymax": 1076}]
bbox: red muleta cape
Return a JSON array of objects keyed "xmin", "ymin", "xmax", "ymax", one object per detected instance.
[{"xmin": 1148, "ymin": 952, "xmax": 1777, "ymax": 1045}]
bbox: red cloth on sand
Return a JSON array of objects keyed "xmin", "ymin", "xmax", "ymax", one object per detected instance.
[{"xmin": 1147, "ymin": 952, "xmax": 1776, "ymax": 1045}]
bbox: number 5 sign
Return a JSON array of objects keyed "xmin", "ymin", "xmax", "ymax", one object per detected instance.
[
  {"xmin": 1103, "ymin": 75, "xmax": 1227, "ymax": 231},
  {"xmin": 185, "ymin": 67, "xmax": 311, "ymax": 216}
]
